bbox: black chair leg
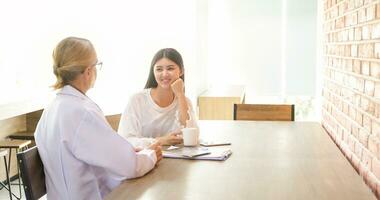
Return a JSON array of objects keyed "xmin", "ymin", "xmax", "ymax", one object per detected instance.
[{"xmin": 3, "ymin": 156, "xmax": 12, "ymax": 200}]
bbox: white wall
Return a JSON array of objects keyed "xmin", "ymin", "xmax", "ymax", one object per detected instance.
[
  {"xmin": 207, "ymin": 0, "xmax": 317, "ymax": 100},
  {"xmin": 0, "ymin": 0, "xmax": 208, "ymax": 113},
  {"xmin": 208, "ymin": 0, "xmax": 283, "ymax": 98},
  {"xmin": 0, "ymin": 0, "xmax": 318, "ymax": 113},
  {"xmin": 285, "ymin": 0, "xmax": 317, "ymax": 96}
]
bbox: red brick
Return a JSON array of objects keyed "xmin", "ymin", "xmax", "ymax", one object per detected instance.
[
  {"xmin": 343, "ymin": 102, "xmax": 349, "ymax": 114},
  {"xmin": 343, "ymin": 128, "xmax": 350, "ymax": 142},
  {"xmin": 338, "ymin": 4, "xmax": 345, "ymax": 16},
  {"xmin": 370, "ymin": 62, "xmax": 380, "ymax": 78},
  {"xmin": 344, "ymin": 15, "xmax": 353, "ymax": 27},
  {"xmin": 362, "ymin": 61, "xmax": 370, "ymax": 75},
  {"xmin": 353, "ymin": 12, "xmax": 359, "ymax": 26},
  {"xmin": 346, "ymin": 118, "xmax": 352, "ymax": 132},
  {"xmin": 362, "ymin": 148, "xmax": 374, "ymax": 171},
  {"xmin": 342, "ymin": 143, "xmax": 351, "ymax": 158},
  {"xmin": 364, "ymin": 115, "xmax": 372, "ymax": 132},
  {"xmin": 361, "ymin": 97, "xmax": 370, "ymax": 111},
  {"xmin": 376, "ymin": 182, "xmax": 380, "ymax": 199},
  {"xmin": 348, "ymin": 76, "xmax": 356, "ymax": 88},
  {"xmin": 354, "ymin": 27, "xmax": 362, "ymax": 40},
  {"xmin": 332, "ymin": 5, "xmax": 338, "ymax": 18},
  {"xmin": 355, "ymin": 139, "xmax": 364, "ymax": 157},
  {"xmin": 372, "ymin": 23, "xmax": 380, "ymax": 39},
  {"xmin": 349, "ymin": 29, "xmax": 355, "ymax": 41},
  {"xmin": 345, "ymin": 59, "xmax": 353, "ymax": 71},
  {"xmin": 349, "ymin": 1, "xmax": 355, "ymax": 10},
  {"xmin": 342, "ymin": 30, "xmax": 349, "ymax": 41},
  {"xmin": 356, "ymin": 111, "xmax": 363, "ymax": 125},
  {"xmin": 366, "ymin": 172, "xmax": 378, "ymax": 194},
  {"xmin": 336, "ymin": 17, "xmax": 345, "ymax": 28},
  {"xmin": 367, "ymin": 5, "xmax": 376, "ymax": 21},
  {"xmin": 377, "ymin": 4, "xmax": 380, "ymax": 19},
  {"xmin": 356, "ymin": 78, "xmax": 365, "ymax": 92},
  {"xmin": 369, "ymin": 135, "xmax": 379, "ymax": 155},
  {"xmin": 342, "ymin": 45, "xmax": 351, "ymax": 57},
  {"xmin": 352, "ymin": 153, "xmax": 361, "ymax": 171},
  {"xmin": 373, "ymin": 121, "xmax": 380, "ymax": 136},
  {"xmin": 359, "ymin": 44, "xmax": 374, "ymax": 58},
  {"xmin": 350, "ymin": 108, "xmax": 356, "ymax": 121},
  {"xmin": 359, "ymin": 128, "xmax": 370, "ymax": 147},
  {"xmin": 362, "ymin": 25, "xmax": 371, "ymax": 39},
  {"xmin": 372, "ymin": 158, "xmax": 380, "ymax": 179},
  {"xmin": 352, "ymin": 125, "xmax": 360, "ymax": 139},
  {"xmin": 358, "ymin": 8, "xmax": 367, "ymax": 23},
  {"xmin": 365, "ymin": 80, "xmax": 375, "ymax": 96},
  {"xmin": 355, "ymin": 0, "xmax": 364, "ymax": 8},
  {"xmin": 360, "ymin": 163, "xmax": 370, "ymax": 182},
  {"xmin": 375, "ymin": 43, "xmax": 380, "ymax": 58},
  {"xmin": 375, "ymin": 103, "xmax": 380, "ymax": 118},
  {"xmin": 351, "ymin": 44, "xmax": 358, "ymax": 57},
  {"xmin": 343, "ymin": 1, "xmax": 349, "ymax": 12},
  {"xmin": 375, "ymin": 82, "xmax": 380, "ymax": 98},
  {"xmin": 353, "ymin": 59, "xmax": 361, "ymax": 73}
]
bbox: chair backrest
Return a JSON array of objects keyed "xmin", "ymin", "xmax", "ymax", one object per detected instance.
[
  {"xmin": 106, "ymin": 113, "xmax": 122, "ymax": 131},
  {"xmin": 17, "ymin": 146, "xmax": 46, "ymax": 200},
  {"xmin": 233, "ymin": 104, "xmax": 295, "ymax": 121}
]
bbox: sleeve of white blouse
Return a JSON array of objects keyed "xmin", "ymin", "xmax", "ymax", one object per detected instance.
[{"xmin": 118, "ymin": 96, "xmax": 155, "ymax": 148}]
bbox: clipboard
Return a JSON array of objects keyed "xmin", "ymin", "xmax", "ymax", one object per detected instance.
[
  {"xmin": 163, "ymin": 147, "xmax": 211, "ymax": 158},
  {"xmin": 200, "ymin": 140, "xmax": 231, "ymax": 147},
  {"xmin": 163, "ymin": 146, "xmax": 232, "ymax": 161}
]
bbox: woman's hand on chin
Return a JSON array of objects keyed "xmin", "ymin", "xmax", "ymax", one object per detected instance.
[{"xmin": 171, "ymin": 78, "xmax": 185, "ymax": 98}]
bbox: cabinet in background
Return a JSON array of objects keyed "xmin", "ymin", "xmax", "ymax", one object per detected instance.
[{"xmin": 198, "ymin": 86, "xmax": 245, "ymax": 120}]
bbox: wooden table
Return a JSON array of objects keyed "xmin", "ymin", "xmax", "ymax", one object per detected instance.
[{"xmin": 105, "ymin": 121, "xmax": 375, "ymax": 200}]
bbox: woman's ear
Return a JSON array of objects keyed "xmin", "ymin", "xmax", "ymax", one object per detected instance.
[{"xmin": 85, "ymin": 66, "xmax": 92, "ymax": 75}]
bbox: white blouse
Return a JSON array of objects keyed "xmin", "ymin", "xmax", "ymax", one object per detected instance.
[
  {"xmin": 118, "ymin": 89, "xmax": 197, "ymax": 148},
  {"xmin": 35, "ymin": 85, "xmax": 157, "ymax": 200}
]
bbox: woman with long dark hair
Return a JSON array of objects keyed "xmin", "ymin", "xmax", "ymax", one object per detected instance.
[{"xmin": 118, "ymin": 48, "xmax": 197, "ymax": 147}]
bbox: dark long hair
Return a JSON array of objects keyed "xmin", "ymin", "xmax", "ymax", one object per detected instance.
[{"xmin": 144, "ymin": 48, "xmax": 185, "ymax": 89}]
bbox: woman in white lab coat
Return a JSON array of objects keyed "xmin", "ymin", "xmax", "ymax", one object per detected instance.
[
  {"xmin": 118, "ymin": 48, "xmax": 197, "ymax": 148},
  {"xmin": 34, "ymin": 37, "xmax": 162, "ymax": 200}
]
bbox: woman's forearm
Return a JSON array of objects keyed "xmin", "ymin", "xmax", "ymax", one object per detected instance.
[{"xmin": 177, "ymin": 94, "xmax": 190, "ymax": 126}]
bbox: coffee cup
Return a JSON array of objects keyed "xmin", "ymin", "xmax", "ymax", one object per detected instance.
[{"xmin": 182, "ymin": 127, "xmax": 199, "ymax": 146}]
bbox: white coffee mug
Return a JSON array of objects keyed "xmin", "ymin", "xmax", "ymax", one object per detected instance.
[{"xmin": 182, "ymin": 127, "xmax": 199, "ymax": 146}]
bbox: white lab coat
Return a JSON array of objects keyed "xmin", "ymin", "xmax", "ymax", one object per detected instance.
[{"xmin": 34, "ymin": 85, "xmax": 157, "ymax": 200}]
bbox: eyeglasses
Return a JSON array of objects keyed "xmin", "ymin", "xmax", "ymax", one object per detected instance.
[{"xmin": 94, "ymin": 61, "xmax": 103, "ymax": 71}]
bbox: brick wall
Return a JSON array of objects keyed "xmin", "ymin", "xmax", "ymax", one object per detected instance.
[{"xmin": 322, "ymin": 0, "xmax": 380, "ymax": 197}]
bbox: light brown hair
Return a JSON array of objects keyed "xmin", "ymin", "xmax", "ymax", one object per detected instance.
[{"xmin": 52, "ymin": 37, "xmax": 95, "ymax": 89}]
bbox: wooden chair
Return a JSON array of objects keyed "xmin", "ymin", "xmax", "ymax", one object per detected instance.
[
  {"xmin": 106, "ymin": 113, "xmax": 121, "ymax": 131},
  {"xmin": 0, "ymin": 149, "xmax": 12, "ymax": 200},
  {"xmin": 0, "ymin": 139, "xmax": 31, "ymax": 199},
  {"xmin": 233, "ymin": 104, "xmax": 295, "ymax": 121},
  {"xmin": 16, "ymin": 146, "xmax": 46, "ymax": 200}
]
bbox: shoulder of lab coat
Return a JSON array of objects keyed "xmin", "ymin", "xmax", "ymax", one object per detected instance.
[{"xmin": 60, "ymin": 86, "xmax": 157, "ymax": 178}]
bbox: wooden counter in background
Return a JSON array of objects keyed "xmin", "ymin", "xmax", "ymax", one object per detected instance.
[{"xmin": 198, "ymin": 86, "xmax": 245, "ymax": 120}]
